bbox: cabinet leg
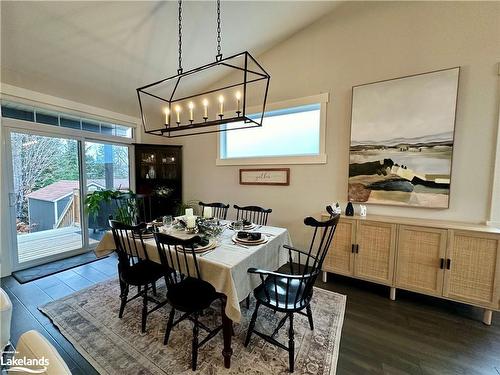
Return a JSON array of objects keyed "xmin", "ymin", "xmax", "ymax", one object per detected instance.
[
  {"xmin": 322, "ymin": 271, "xmax": 328, "ymax": 283},
  {"xmin": 389, "ymin": 287, "xmax": 396, "ymax": 301},
  {"xmin": 483, "ymin": 309, "xmax": 493, "ymax": 326}
]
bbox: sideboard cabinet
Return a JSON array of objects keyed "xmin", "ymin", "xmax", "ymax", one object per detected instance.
[{"xmin": 322, "ymin": 215, "xmax": 500, "ymax": 325}]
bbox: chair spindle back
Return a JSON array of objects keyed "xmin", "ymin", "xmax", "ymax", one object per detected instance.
[
  {"xmin": 198, "ymin": 202, "xmax": 230, "ymax": 220},
  {"xmin": 154, "ymin": 233, "xmax": 203, "ymax": 287},
  {"xmin": 109, "ymin": 219, "xmax": 150, "ymax": 268},
  {"xmin": 233, "ymin": 205, "xmax": 272, "ymax": 226}
]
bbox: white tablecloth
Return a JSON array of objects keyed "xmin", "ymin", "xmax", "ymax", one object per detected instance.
[{"xmin": 94, "ymin": 224, "xmax": 292, "ymax": 323}]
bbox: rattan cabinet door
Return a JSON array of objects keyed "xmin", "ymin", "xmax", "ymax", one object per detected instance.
[
  {"xmin": 354, "ymin": 221, "xmax": 396, "ymax": 285},
  {"xmin": 395, "ymin": 226, "xmax": 447, "ymax": 297},
  {"xmin": 322, "ymin": 219, "xmax": 356, "ymax": 276},
  {"xmin": 443, "ymin": 231, "xmax": 500, "ymax": 308}
]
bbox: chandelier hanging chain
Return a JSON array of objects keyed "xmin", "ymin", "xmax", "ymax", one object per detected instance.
[
  {"xmin": 216, "ymin": 0, "xmax": 222, "ymax": 61},
  {"xmin": 177, "ymin": 0, "xmax": 183, "ymax": 74}
]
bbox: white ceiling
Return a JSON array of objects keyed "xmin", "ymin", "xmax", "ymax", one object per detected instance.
[{"xmin": 1, "ymin": 1, "xmax": 340, "ymax": 117}]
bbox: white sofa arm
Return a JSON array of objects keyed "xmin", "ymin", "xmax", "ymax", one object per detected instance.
[
  {"xmin": 0, "ymin": 287, "xmax": 12, "ymax": 350},
  {"xmin": 13, "ymin": 330, "xmax": 72, "ymax": 375}
]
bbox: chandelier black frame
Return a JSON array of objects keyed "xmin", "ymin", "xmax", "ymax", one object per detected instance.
[{"xmin": 136, "ymin": 0, "xmax": 270, "ymax": 138}]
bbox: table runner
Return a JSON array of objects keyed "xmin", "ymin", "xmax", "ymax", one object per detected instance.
[{"xmin": 94, "ymin": 224, "xmax": 291, "ymax": 323}]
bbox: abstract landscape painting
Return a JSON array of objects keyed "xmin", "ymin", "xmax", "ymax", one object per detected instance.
[{"xmin": 348, "ymin": 67, "xmax": 459, "ymax": 208}]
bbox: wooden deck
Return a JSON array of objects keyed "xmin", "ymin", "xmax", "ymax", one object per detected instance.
[{"xmin": 17, "ymin": 227, "xmax": 98, "ymax": 264}]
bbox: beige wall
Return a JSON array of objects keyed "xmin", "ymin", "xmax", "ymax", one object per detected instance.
[{"xmin": 142, "ymin": 1, "xmax": 500, "ymax": 249}]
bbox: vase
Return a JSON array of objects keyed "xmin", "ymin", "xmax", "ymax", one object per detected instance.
[{"xmin": 345, "ymin": 201, "xmax": 354, "ymax": 216}]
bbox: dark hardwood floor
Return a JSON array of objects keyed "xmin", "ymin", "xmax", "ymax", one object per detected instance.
[{"xmin": 1, "ymin": 255, "xmax": 499, "ymax": 374}]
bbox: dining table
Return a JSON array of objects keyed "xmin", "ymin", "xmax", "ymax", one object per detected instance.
[{"xmin": 94, "ymin": 220, "xmax": 292, "ymax": 368}]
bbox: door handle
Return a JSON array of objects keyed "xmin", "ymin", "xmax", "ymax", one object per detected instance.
[{"xmin": 8, "ymin": 192, "xmax": 16, "ymax": 207}]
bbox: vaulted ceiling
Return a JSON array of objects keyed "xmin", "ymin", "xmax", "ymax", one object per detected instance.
[{"xmin": 1, "ymin": 1, "xmax": 340, "ymax": 117}]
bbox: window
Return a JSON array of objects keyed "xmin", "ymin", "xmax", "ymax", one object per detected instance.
[
  {"xmin": 1, "ymin": 104, "xmax": 34, "ymax": 122},
  {"xmin": 218, "ymin": 94, "xmax": 328, "ymax": 165},
  {"xmin": 36, "ymin": 110, "xmax": 59, "ymax": 126},
  {"xmin": 0, "ymin": 100, "xmax": 134, "ymax": 139}
]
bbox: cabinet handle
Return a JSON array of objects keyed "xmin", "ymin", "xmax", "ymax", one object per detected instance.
[
  {"xmin": 351, "ymin": 244, "xmax": 355, "ymax": 253},
  {"xmin": 446, "ymin": 259, "xmax": 451, "ymax": 270},
  {"xmin": 356, "ymin": 244, "xmax": 360, "ymax": 253},
  {"xmin": 439, "ymin": 258, "xmax": 445, "ymax": 269}
]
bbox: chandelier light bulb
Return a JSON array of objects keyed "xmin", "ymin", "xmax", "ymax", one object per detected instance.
[
  {"xmin": 218, "ymin": 95, "xmax": 224, "ymax": 116},
  {"xmin": 175, "ymin": 105, "xmax": 181, "ymax": 123},
  {"xmin": 235, "ymin": 91, "xmax": 242, "ymax": 113},
  {"xmin": 202, "ymin": 99, "xmax": 209, "ymax": 119},
  {"xmin": 163, "ymin": 107, "xmax": 170, "ymax": 125},
  {"xmin": 188, "ymin": 101, "xmax": 194, "ymax": 121}
]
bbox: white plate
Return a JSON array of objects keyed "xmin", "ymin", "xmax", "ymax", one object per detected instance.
[
  {"xmin": 176, "ymin": 238, "xmax": 215, "ymax": 253},
  {"xmin": 231, "ymin": 234, "xmax": 268, "ymax": 246},
  {"xmin": 229, "ymin": 223, "xmax": 256, "ymax": 230}
]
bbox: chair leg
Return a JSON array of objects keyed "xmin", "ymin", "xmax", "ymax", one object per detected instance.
[
  {"xmin": 152, "ymin": 281, "xmax": 157, "ymax": 296},
  {"xmin": 245, "ymin": 295, "xmax": 250, "ymax": 309},
  {"xmin": 141, "ymin": 287, "xmax": 148, "ymax": 333},
  {"xmin": 244, "ymin": 301, "xmax": 260, "ymax": 347},
  {"xmin": 192, "ymin": 313, "xmax": 199, "ymax": 371},
  {"xmin": 118, "ymin": 284, "xmax": 129, "ymax": 318},
  {"xmin": 164, "ymin": 308, "xmax": 175, "ymax": 345},
  {"xmin": 306, "ymin": 304, "xmax": 314, "ymax": 330},
  {"xmin": 288, "ymin": 313, "xmax": 295, "ymax": 373}
]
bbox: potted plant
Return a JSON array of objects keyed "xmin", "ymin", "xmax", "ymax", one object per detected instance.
[{"xmin": 85, "ymin": 189, "xmax": 138, "ymax": 227}]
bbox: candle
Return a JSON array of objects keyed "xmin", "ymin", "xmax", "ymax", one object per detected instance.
[
  {"xmin": 203, "ymin": 207, "xmax": 213, "ymax": 219},
  {"xmin": 202, "ymin": 99, "xmax": 208, "ymax": 118},
  {"xmin": 218, "ymin": 95, "xmax": 224, "ymax": 116},
  {"xmin": 164, "ymin": 107, "xmax": 170, "ymax": 125},
  {"xmin": 186, "ymin": 216, "xmax": 196, "ymax": 229},
  {"xmin": 185, "ymin": 208, "xmax": 194, "ymax": 217},
  {"xmin": 235, "ymin": 91, "xmax": 241, "ymax": 113},
  {"xmin": 175, "ymin": 105, "xmax": 181, "ymax": 123},
  {"xmin": 188, "ymin": 101, "xmax": 194, "ymax": 121}
]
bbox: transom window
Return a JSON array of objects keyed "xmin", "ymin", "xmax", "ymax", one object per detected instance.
[{"xmin": 1, "ymin": 100, "xmax": 133, "ymax": 139}]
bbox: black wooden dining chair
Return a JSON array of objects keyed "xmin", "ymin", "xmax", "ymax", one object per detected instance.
[
  {"xmin": 233, "ymin": 205, "xmax": 272, "ymax": 226},
  {"xmin": 199, "ymin": 201, "xmax": 230, "ymax": 220},
  {"xmin": 244, "ymin": 210, "xmax": 340, "ymax": 372},
  {"xmin": 109, "ymin": 219, "xmax": 167, "ymax": 333},
  {"xmin": 154, "ymin": 233, "xmax": 223, "ymax": 371}
]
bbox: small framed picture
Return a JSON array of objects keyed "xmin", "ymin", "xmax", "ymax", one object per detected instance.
[{"xmin": 239, "ymin": 168, "xmax": 290, "ymax": 186}]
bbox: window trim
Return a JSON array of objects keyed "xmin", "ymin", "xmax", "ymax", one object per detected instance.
[{"xmin": 216, "ymin": 93, "xmax": 329, "ymax": 166}]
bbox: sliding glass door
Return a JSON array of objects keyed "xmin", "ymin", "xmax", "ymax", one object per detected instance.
[
  {"xmin": 8, "ymin": 131, "xmax": 84, "ymax": 266},
  {"xmin": 5, "ymin": 129, "xmax": 132, "ymax": 270}
]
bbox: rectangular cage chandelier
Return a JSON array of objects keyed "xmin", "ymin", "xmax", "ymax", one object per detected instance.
[{"xmin": 136, "ymin": 0, "xmax": 270, "ymax": 138}]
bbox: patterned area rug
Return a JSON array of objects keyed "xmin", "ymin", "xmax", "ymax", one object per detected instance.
[{"xmin": 40, "ymin": 279, "xmax": 346, "ymax": 374}]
